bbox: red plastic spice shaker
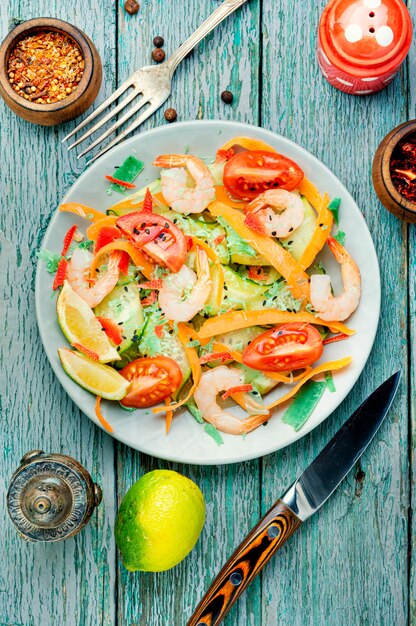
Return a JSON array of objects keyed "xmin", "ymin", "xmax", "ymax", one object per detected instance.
[{"xmin": 317, "ymin": 0, "xmax": 412, "ymax": 95}]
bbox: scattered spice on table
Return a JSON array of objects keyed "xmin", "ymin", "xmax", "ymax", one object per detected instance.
[
  {"xmin": 390, "ymin": 133, "xmax": 416, "ymax": 203},
  {"xmin": 153, "ymin": 36, "xmax": 164, "ymax": 48},
  {"xmin": 7, "ymin": 31, "xmax": 84, "ymax": 104},
  {"xmin": 164, "ymin": 108, "xmax": 177, "ymax": 123},
  {"xmin": 221, "ymin": 90, "xmax": 234, "ymax": 104},
  {"xmin": 124, "ymin": 0, "xmax": 140, "ymax": 14},
  {"xmin": 152, "ymin": 48, "xmax": 166, "ymax": 63}
]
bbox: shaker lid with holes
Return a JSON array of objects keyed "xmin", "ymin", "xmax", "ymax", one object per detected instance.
[
  {"xmin": 6, "ymin": 450, "xmax": 102, "ymax": 542},
  {"xmin": 319, "ymin": 0, "xmax": 412, "ymax": 75}
]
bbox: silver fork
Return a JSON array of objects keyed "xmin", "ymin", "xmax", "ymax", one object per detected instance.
[{"xmin": 62, "ymin": 0, "xmax": 249, "ymax": 163}]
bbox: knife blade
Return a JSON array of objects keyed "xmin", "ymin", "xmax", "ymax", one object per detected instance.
[{"xmin": 187, "ymin": 372, "xmax": 401, "ymax": 626}]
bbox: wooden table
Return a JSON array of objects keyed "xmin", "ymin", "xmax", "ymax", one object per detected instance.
[{"xmin": 0, "ymin": 1, "xmax": 413, "ymax": 624}]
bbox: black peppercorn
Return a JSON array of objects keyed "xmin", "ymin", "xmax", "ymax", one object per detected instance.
[
  {"xmin": 124, "ymin": 0, "xmax": 140, "ymax": 15},
  {"xmin": 164, "ymin": 108, "xmax": 177, "ymax": 123},
  {"xmin": 153, "ymin": 36, "xmax": 164, "ymax": 48},
  {"xmin": 152, "ymin": 48, "xmax": 166, "ymax": 63},
  {"xmin": 221, "ymin": 90, "xmax": 234, "ymax": 104}
]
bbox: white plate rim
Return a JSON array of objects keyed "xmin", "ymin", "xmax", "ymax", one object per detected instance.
[{"xmin": 35, "ymin": 119, "xmax": 381, "ymax": 465}]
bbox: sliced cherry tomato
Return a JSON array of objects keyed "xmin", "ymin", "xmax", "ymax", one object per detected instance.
[
  {"xmin": 120, "ymin": 356, "xmax": 182, "ymax": 408},
  {"xmin": 223, "ymin": 150, "xmax": 304, "ymax": 200},
  {"xmin": 116, "ymin": 212, "xmax": 187, "ymax": 273},
  {"xmin": 242, "ymin": 323, "xmax": 323, "ymax": 373}
]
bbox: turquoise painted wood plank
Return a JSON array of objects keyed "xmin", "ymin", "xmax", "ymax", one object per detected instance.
[
  {"xmin": 115, "ymin": 1, "xmax": 262, "ymax": 625},
  {"xmin": 0, "ymin": 2, "xmax": 118, "ymax": 625},
  {"xmin": 261, "ymin": 1, "xmax": 409, "ymax": 625},
  {"xmin": 407, "ymin": 1, "xmax": 416, "ymax": 622}
]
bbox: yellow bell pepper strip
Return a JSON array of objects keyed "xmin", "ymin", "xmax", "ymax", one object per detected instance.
[
  {"xmin": 265, "ymin": 357, "xmax": 352, "ymax": 411},
  {"xmin": 86, "ymin": 216, "xmax": 118, "ymax": 241},
  {"xmin": 89, "ymin": 241, "xmax": 154, "ymax": 280},
  {"xmin": 95, "ymin": 396, "xmax": 114, "ymax": 433},
  {"xmin": 59, "ymin": 202, "xmax": 106, "ymax": 222},
  {"xmin": 215, "ymin": 185, "xmax": 247, "ymax": 209},
  {"xmin": 296, "ymin": 193, "xmax": 333, "ymax": 271},
  {"xmin": 197, "ymin": 309, "xmax": 355, "ymax": 339},
  {"xmin": 165, "ymin": 397, "xmax": 173, "ymax": 434},
  {"xmin": 191, "ymin": 236, "xmax": 224, "ymax": 311},
  {"xmin": 297, "ymin": 177, "xmax": 325, "ymax": 212},
  {"xmin": 219, "ymin": 137, "xmax": 277, "ymax": 153},
  {"xmin": 153, "ymin": 323, "xmax": 202, "ymax": 414},
  {"xmin": 208, "ymin": 201, "xmax": 311, "ymax": 301}
]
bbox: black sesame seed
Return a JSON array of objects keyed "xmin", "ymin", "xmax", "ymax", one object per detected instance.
[
  {"xmin": 145, "ymin": 228, "xmax": 150, "ymax": 234},
  {"xmin": 118, "ymin": 322, "xmax": 123, "ymax": 325},
  {"xmin": 165, "ymin": 223, "xmax": 169, "ymax": 228},
  {"xmin": 116, "ymin": 346, "xmax": 121, "ymax": 351},
  {"xmin": 124, "ymin": 286, "xmax": 128, "ymax": 292},
  {"xmin": 269, "ymin": 215, "xmax": 273, "ymax": 221},
  {"xmin": 133, "ymin": 228, "xmax": 140, "ymax": 235},
  {"xmin": 140, "ymin": 222, "xmax": 146, "ymax": 228},
  {"xmin": 263, "ymin": 300, "xmax": 267, "ymax": 306},
  {"xmin": 224, "ymin": 285, "xmax": 228, "ymax": 291},
  {"xmin": 263, "ymin": 421, "xmax": 269, "ymax": 427},
  {"xmin": 173, "ymin": 219, "xmax": 177, "ymax": 224},
  {"xmin": 289, "ymin": 227, "xmax": 293, "ymax": 232},
  {"xmin": 319, "ymin": 223, "xmax": 323, "ymax": 227},
  {"xmin": 271, "ymin": 231, "xmax": 277, "ymax": 236},
  {"xmin": 122, "ymin": 335, "xmax": 127, "ymax": 340},
  {"xmin": 257, "ymin": 269, "xmax": 261, "ymax": 275},
  {"xmin": 288, "ymin": 240, "xmax": 293, "ymax": 245}
]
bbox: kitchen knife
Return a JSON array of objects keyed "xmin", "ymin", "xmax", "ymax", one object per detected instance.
[{"xmin": 188, "ymin": 372, "xmax": 401, "ymax": 626}]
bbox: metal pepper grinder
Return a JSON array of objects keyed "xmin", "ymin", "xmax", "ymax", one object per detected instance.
[{"xmin": 6, "ymin": 450, "xmax": 102, "ymax": 542}]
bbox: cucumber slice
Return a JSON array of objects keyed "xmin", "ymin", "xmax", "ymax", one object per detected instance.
[
  {"xmin": 280, "ymin": 196, "xmax": 317, "ymax": 261},
  {"xmin": 93, "ymin": 284, "xmax": 144, "ymax": 354},
  {"xmin": 233, "ymin": 362, "xmax": 279, "ymax": 396},
  {"xmin": 221, "ymin": 266, "xmax": 269, "ymax": 311},
  {"xmin": 139, "ymin": 311, "xmax": 191, "ymax": 388}
]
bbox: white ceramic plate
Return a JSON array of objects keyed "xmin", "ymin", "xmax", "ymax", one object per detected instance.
[{"xmin": 35, "ymin": 120, "xmax": 380, "ymax": 465}]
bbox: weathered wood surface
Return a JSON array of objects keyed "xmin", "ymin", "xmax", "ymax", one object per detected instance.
[{"xmin": 0, "ymin": 1, "xmax": 412, "ymax": 626}]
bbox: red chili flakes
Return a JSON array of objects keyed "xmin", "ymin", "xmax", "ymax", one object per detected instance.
[
  {"xmin": 154, "ymin": 324, "xmax": 165, "ymax": 338},
  {"xmin": 105, "ymin": 175, "xmax": 136, "ymax": 189},
  {"xmin": 96, "ymin": 316, "xmax": 123, "ymax": 346},
  {"xmin": 72, "ymin": 343, "xmax": 100, "ymax": 361},
  {"xmin": 222, "ymin": 384, "xmax": 253, "ymax": 401},
  {"xmin": 7, "ymin": 31, "xmax": 85, "ymax": 104},
  {"xmin": 61, "ymin": 224, "xmax": 78, "ymax": 256},
  {"xmin": 136, "ymin": 279, "xmax": 163, "ymax": 289},
  {"xmin": 200, "ymin": 351, "xmax": 232, "ymax": 365},
  {"xmin": 390, "ymin": 133, "xmax": 416, "ymax": 203},
  {"xmin": 52, "ymin": 258, "xmax": 68, "ymax": 290},
  {"xmin": 141, "ymin": 290, "xmax": 158, "ymax": 306},
  {"xmin": 143, "ymin": 188, "xmax": 153, "ymax": 212}
]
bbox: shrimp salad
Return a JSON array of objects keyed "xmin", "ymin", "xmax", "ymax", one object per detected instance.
[{"xmin": 43, "ymin": 136, "xmax": 360, "ymax": 442}]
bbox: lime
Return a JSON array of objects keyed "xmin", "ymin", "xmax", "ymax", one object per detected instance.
[
  {"xmin": 58, "ymin": 348, "xmax": 129, "ymax": 400},
  {"xmin": 57, "ymin": 281, "xmax": 120, "ymax": 363},
  {"xmin": 115, "ymin": 470, "xmax": 205, "ymax": 572}
]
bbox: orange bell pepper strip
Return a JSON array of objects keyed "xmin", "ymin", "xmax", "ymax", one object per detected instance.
[
  {"xmin": 108, "ymin": 191, "xmax": 168, "ymax": 214},
  {"xmin": 153, "ymin": 323, "xmax": 202, "ymax": 414},
  {"xmin": 197, "ymin": 309, "xmax": 355, "ymax": 339},
  {"xmin": 297, "ymin": 178, "xmax": 325, "ymax": 212},
  {"xmin": 265, "ymin": 357, "xmax": 352, "ymax": 411},
  {"xmin": 191, "ymin": 236, "xmax": 224, "ymax": 311},
  {"xmin": 219, "ymin": 136, "xmax": 277, "ymax": 153},
  {"xmin": 89, "ymin": 241, "xmax": 154, "ymax": 279},
  {"xmin": 59, "ymin": 202, "xmax": 106, "ymax": 222},
  {"xmin": 208, "ymin": 201, "xmax": 311, "ymax": 301},
  {"xmin": 214, "ymin": 186, "xmax": 247, "ymax": 209},
  {"xmin": 296, "ymin": 193, "xmax": 333, "ymax": 271},
  {"xmin": 86, "ymin": 216, "xmax": 118, "ymax": 241}
]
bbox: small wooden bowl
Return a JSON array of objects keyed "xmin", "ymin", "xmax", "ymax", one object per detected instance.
[
  {"xmin": 0, "ymin": 17, "xmax": 102, "ymax": 126},
  {"xmin": 372, "ymin": 119, "xmax": 416, "ymax": 223}
]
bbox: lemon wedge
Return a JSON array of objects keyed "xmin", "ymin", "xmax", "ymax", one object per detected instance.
[
  {"xmin": 57, "ymin": 281, "xmax": 120, "ymax": 363},
  {"xmin": 58, "ymin": 348, "xmax": 129, "ymax": 400}
]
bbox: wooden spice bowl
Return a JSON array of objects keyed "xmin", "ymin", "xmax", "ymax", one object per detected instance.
[
  {"xmin": 372, "ymin": 119, "xmax": 416, "ymax": 224},
  {"xmin": 0, "ymin": 18, "xmax": 102, "ymax": 126}
]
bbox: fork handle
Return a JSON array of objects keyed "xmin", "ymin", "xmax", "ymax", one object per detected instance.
[{"xmin": 166, "ymin": 0, "xmax": 249, "ymax": 74}]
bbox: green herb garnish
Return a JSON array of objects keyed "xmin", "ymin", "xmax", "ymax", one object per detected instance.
[
  {"xmin": 37, "ymin": 249, "xmax": 61, "ymax": 273},
  {"xmin": 328, "ymin": 197, "xmax": 341, "ymax": 225}
]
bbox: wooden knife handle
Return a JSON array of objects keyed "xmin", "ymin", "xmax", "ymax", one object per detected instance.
[{"xmin": 187, "ymin": 499, "xmax": 302, "ymax": 626}]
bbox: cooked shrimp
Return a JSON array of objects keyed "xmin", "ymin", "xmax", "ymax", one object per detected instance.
[
  {"xmin": 244, "ymin": 189, "xmax": 304, "ymax": 237},
  {"xmin": 158, "ymin": 248, "xmax": 212, "ymax": 322},
  {"xmin": 153, "ymin": 154, "xmax": 216, "ymax": 214},
  {"xmin": 67, "ymin": 248, "xmax": 121, "ymax": 308},
  {"xmin": 310, "ymin": 237, "xmax": 361, "ymax": 322},
  {"xmin": 194, "ymin": 366, "xmax": 270, "ymax": 435}
]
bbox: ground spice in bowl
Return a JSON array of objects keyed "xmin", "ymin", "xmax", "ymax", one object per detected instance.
[
  {"xmin": 7, "ymin": 30, "xmax": 84, "ymax": 104},
  {"xmin": 390, "ymin": 133, "xmax": 416, "ymax": 204}
]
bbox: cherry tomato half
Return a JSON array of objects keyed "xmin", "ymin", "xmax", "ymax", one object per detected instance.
[
  {"xmin": 120, "ymin": 356, "xmax": 182, "ymax": 408},
  {"xmin": 242, "ymin": 323, "xmax": 323, "ymax": 373},
  {"xmin": 116, "ymin": 212, "xmax": 187, "ymax": 273},
  {"xmin": 223, "ymin": 150, "xmax": 304, "ymax": 200}
]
